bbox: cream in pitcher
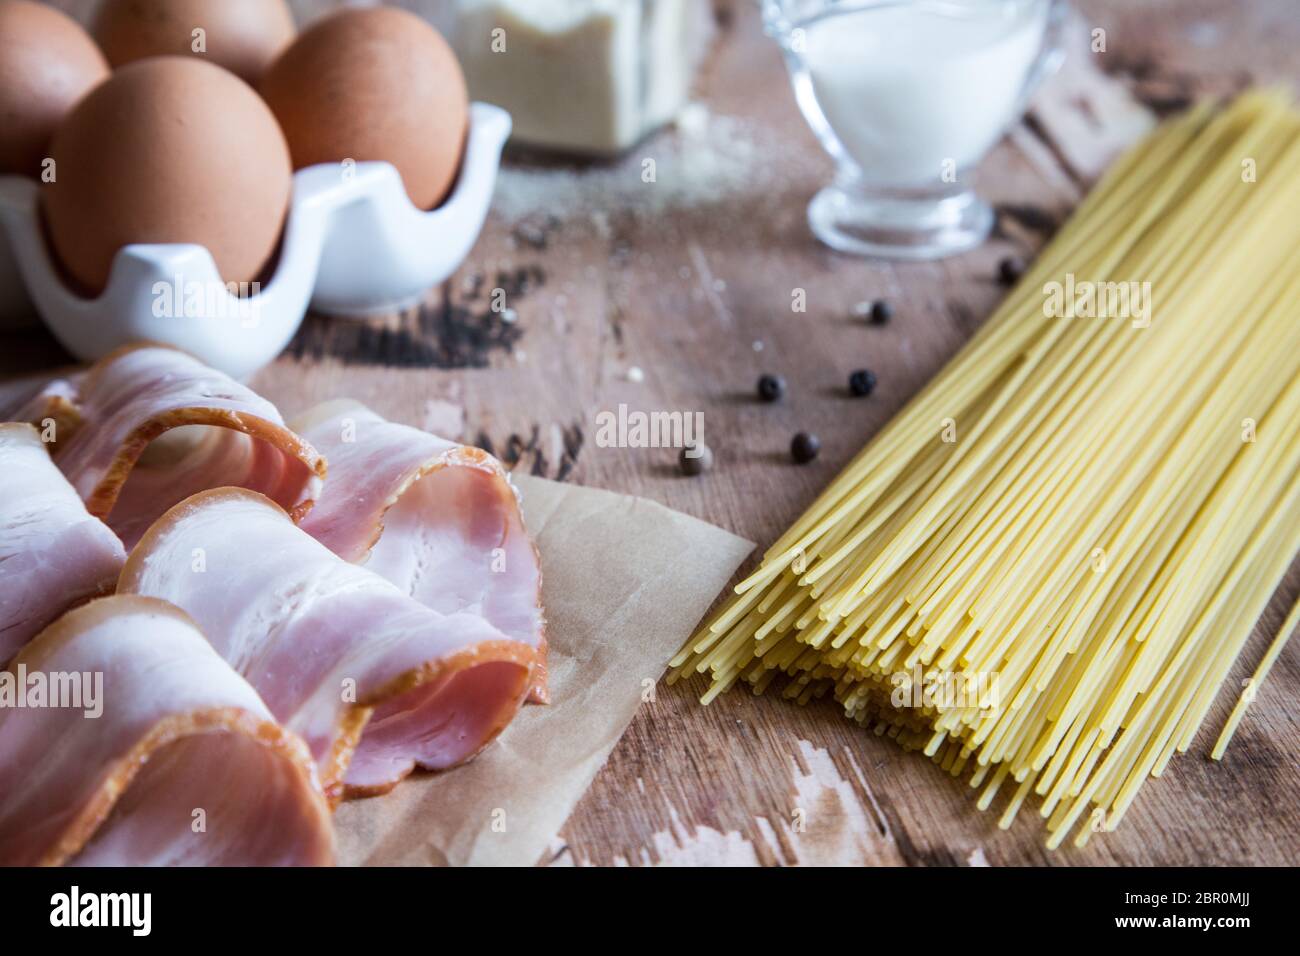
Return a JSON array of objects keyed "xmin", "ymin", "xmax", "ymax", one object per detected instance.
[{"xmin": 766, "ymin": 0, "xmax": 1064, "ymax": 258}]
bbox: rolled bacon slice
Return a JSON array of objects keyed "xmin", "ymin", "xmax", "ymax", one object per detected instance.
[
  {"xmin": 293, "ymin": 400, "xmax": 548, "ymax": 703},
  {"xmin": 119, "ymin": 488, "xmax": 539, "ymax": 799},
  {"xmin": 19, "ymin": 344, "xmax": 324, "ymax": 549},
  {"xmin": 0, "ymin": 596, "xmax": 334, "ymax": 866},
  {"xmin": 0, "ymin": 424, "xmax": 126, "ymax": 664}
]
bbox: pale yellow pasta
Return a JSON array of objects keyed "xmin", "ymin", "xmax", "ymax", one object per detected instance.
[{"xmin": 670, "ymin": 91, "xmax": 1300, "ymax": 847}]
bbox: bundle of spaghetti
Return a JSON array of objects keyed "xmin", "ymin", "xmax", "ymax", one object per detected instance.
[{"xmin": 671, "ymin": 90, "xmax": 1300, "ymax": 847}]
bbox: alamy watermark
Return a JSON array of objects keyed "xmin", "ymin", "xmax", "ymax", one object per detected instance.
[
  {"xmin": 152, "ymin": 276, "xmax": 262, "ymax": 329},
  {"xmin": 889, "ymin": 665, "xmax": 1000, "ymax": 712},
  {"xmin": 0, "ymin": 665, "xmax": 102, "ymax": 718},
  {"xmin": 1043, "ymin": 273, "xmax": 1151, "ymax": 328},
  {"xmin": 594, "ymin": 404, "xmax": 705, "ymax": 457},
  {"xmin": 50, "ymin": 886, "xmax": 150, "ymax": 936}
]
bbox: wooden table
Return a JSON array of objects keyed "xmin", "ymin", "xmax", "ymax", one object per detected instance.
[{"xmin": 9, "ymin": 0, "xmax": 1299, "ymax": 866}]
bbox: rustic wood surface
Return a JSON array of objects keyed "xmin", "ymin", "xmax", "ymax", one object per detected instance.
[{"xmin": 7, "ymin": 0, "xmax": 1299, "ymax": 866}]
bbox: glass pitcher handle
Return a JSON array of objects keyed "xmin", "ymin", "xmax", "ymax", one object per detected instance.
[{"xmin": 1019, "ymin": 0, "xmax": 1070, "ymax": 109}]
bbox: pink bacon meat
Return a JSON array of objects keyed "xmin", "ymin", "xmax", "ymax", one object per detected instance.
[
  {"xmin": 293, "ymin": 400, "xmax": 548, "ymax": 703},
  {"xmin": 119, "ymin": 488, "xmax": 539, "ymax": 799},
  {"xmin": 0, "ymin": 596, "xmax": 334, "ymax": 866}
]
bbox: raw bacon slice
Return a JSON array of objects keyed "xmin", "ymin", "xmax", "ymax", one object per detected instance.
[
  {"xmin": 0, "ymin": 372, "xmax": 79, "ymax": 434},
  {"xmin": 0, "ymin": 596, "xmax": 334, "ymax": 866},
  {"xmin": 20, "ymin": 344, "xmax": 324, "ymax": 548},
  {"xmin": 0, "ymin": 424, "xmax": 125, "ymax": 664},
  {"xmin": 293, "ymin": 400, "xmax": 548, "ymax": 703},
  {"xmin": 119, "ymin": 488, "xmax": 539, "ymax": 799}
]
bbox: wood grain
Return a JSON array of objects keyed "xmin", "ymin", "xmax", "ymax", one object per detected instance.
[{"xmin": 5, "ymin": 0, "xmax": 1298, "ymax": 866}]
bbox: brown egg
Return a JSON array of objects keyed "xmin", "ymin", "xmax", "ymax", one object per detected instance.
[
  {"xmin": 0, "ymin": 0, "xmax": 109, "ymax": 177},
  {"xmin": 261, "ymin": 7, "xmax": 468, "ymax": 211},
  {"xmin": 42, "ymin": 56, "xmax": 292, "ymax": 295},
  {"xmin": 92, "ymin": 0, "xmax": 296, "ymax": 85}
]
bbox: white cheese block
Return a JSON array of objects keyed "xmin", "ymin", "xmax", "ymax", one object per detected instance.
[{"xmin": 456, "ymin": 0, "xmax": 708, "ymax": 156}]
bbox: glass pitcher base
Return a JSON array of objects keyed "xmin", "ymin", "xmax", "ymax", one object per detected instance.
[{"xmin": 808, "ymin": 184, "xmax": 993, "ymax": 260}]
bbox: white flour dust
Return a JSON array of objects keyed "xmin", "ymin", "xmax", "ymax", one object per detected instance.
[{"xmin": 490, "ymin": 105, "xmax": 780, "ymax": 225}]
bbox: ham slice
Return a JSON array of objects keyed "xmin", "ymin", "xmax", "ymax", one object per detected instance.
[
  {"xmin": 0, "ymin": 596, "xmax": 334, "ymax": 866},
  {"xmin": 119, "ymin": 488, "xmax": 539, "ymax": 799},
  {"xmin": 0, "ymin": 424, "xmax": 126, "ymax": 664},
  {"xmin": 293, "ymin": 400, "xmax": 548, "ymax": 703},
  {"xmin": 17, "ymin": 345, "xmax": 324, "ymax": 548}
]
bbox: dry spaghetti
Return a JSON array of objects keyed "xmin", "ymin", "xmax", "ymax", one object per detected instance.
[{"xmin": 671, "ymin": 91, "xmax": 1300, "ymax": 848}]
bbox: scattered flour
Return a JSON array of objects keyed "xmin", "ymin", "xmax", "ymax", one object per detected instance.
[
  {"xmin": 421, "ymin": 399, "xmax": 465, "ymax": 440},
  {"xmin": 490, "ymin": 105, "xmax": 778, "ymax": 224}
]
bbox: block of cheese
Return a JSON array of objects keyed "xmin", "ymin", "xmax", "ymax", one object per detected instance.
[{"xmin": 456, "ymin": 0, "xmax": 710, "ymax": 156}]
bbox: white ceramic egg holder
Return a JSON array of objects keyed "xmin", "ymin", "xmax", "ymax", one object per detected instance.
[{"xmin": 0, "ymin": 103, "xmax": 511, "ymax": 379}]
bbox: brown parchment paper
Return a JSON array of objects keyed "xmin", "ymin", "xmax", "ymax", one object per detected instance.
[{"xmin": 333, "ymin": 475, "xmax": 753, "ymax": 866}]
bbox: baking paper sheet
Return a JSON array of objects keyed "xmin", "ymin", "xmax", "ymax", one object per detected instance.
[{"xmin": 333, "ymin": 475, "xmax": 753, "ymax": 866}]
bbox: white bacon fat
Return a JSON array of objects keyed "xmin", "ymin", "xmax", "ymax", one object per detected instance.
[
  {"xmin": 0, "ymin": 424, "xmax": 126, "ymax": 664},
  {"xmin": 0, "ymin": 596, "xmax": 334, "ymax": 866}
]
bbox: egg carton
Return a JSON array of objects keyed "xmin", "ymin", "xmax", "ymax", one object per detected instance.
[{"xmin": 0, "ymin": 103, "xmax": 511, "ymax": 379}]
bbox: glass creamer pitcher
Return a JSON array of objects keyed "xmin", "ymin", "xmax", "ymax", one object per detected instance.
[{"xmin": 763, "ymin": 0, "xmax": 1066, "ymax": 259}]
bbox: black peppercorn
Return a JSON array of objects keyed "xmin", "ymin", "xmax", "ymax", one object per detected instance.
[
  {"xmin": 998, "ymin": 255, "xmax": 1026, "ymax": 286},
  {"xmin": 680, "ymin": 443, "xmax": 713, "ymax": 476},
  {"xmin": 757, "ymin": 373, "xmax": 786, "ymax": 402},
  {"xmin": 849, "ymin": 369, "xmax": 877, "ymax": 397},
  {"xmin": 869, "ymin": 300, "xmax": 893, "ymax": 325},
  {"xmin": 791, "ymin": 432, "xmax": 820, "ymax": 464}
]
